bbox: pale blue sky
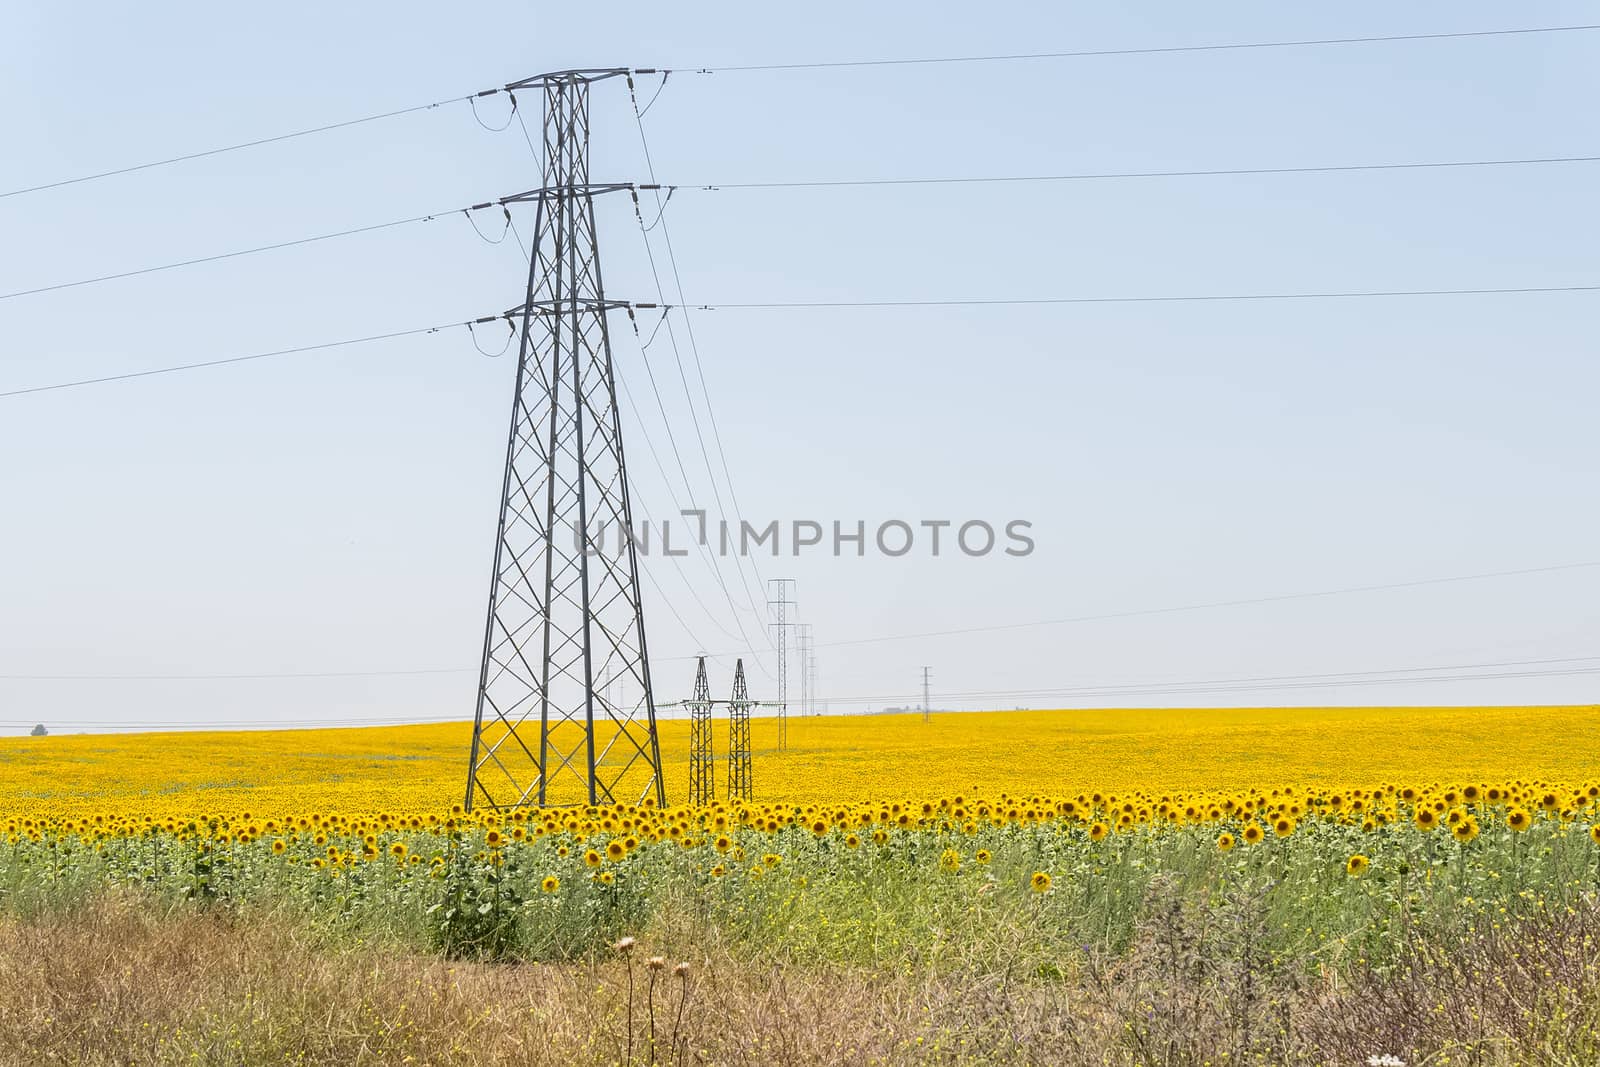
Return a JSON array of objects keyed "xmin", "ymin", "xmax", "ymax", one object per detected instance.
[{"xmin": 2, "ymin": 2, "xmax": 1597, "ymax": 730}]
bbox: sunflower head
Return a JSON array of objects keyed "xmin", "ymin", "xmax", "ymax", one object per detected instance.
[
  {"xmin": 1029, "ymin": 871, "xmax": 1052, "ymax": 894},
  {"xmin": 1346, "ymin": 854, "xmax": 1370, "ymax": 877}
]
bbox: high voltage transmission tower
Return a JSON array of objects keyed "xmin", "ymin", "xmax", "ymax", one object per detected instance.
[
  {"xmin": 727, "ymin": 658, "xmax": 753, "ymax": 802},
  {"xmin": 767, "ymin": 578, "xmax": 794, "ymax": 749},
  {"xmin": 466, "ymin": 69, "xmax": 664, "ymax": 810},
  {"xmin": 808, "ymin": 641, "xmax": 819, "ymax": 717},
  {"xmin": 795, "ymin": 624, "xmax": 810, "ymax": 720},
  {"xmin": 686, "ymin": 656, "xmax": 715, "ymax": 807},
  {"xmin": 922, "ymin": 666, "xmax": 932, "ymax": 722}
]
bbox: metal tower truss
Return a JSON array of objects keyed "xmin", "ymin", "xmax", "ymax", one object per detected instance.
[
  {"xmin": 726, "ymin": 658, "xmax": 753, "ymax": 803},
  {"xmin": 767, "ymin": 578, "xmax": 793, "ymax": 750},
  {"xmin": 687, "ymin": 657, "xmax": 715, "ymax": 807},
  {"xmin": 466, "ymin": 69, "xmax": 664, "ymax": 810}
]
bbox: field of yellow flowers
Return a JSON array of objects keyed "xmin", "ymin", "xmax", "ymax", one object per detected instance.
[{"xmin": 3, "ymin": 703, "xmax": 1596, "ymax": 815}]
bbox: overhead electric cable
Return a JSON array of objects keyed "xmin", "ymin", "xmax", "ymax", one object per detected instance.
[
  {"xmin": 629, "ymin": 78, "xmax": 775, "ymax": 634},
  {"xmin": 841, "ymin": 654, "xmax": 1600, "ymax": 703},
  {"xmin": 696, "ymin": 24, "xmax": 1600, "ymax": 73},
  {"xmin": 498, "ymin": 147, "xmax": 769, "ymax": 661},
  {"xmin": 0, "ymin": 319, "xmax": 484, "ymax": 399},
  {"xmin": 805, "ymin": 560, "xmax": 1600, "ymax": 651},
  {"xmin": 17, "ymin": 560, "xmax": 1590, "ymax": 685},
  {"xmin": 811, "ymin": 663, "xmax": 1600, "ymax": 706},
  {"xmin": 690, "ymin": 154, "xmax": 1600, "ymax": 190},
  {"xmin": 0, "ymin": 203, "xmax": 510, "ymax": 301},
  {"xmin": 693, "ymin": 285, "xmax": 1600, "ymax": 311},
  {"xmin": 7, "ymin": 152, "xmax": 1594, "ymax": 303},
  {"xmin": 14, "ymin": 654, "xmax": 1598, "ymax": 726},
  {"xmin": 0, "ymin": 94, "xmax": 480, "ymax": 201}
]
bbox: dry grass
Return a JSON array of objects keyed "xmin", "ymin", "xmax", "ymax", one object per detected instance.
[
  {"xmin": 0, "ymin": 895, "xmax": 1028, "ymax": 1066},
  {"xmin": 4, "ymin": 892, "xmax": 1600, "ymax": 1066}
]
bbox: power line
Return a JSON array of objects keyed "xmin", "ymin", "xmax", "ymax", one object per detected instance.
[
  {"xmin": 14, "ymin": 153, "xmax": 1595, "ymax": 305},
  {"xmin": 0, "ymin": 667, "xmax": 468, "ymax": 681},
  {"xmin": 694, "ymin": 285, "xmax": 1600, "ymax": 311},
  {"xmin": 626, "ymin": 85, "xmax": 773, "ymax": 642},
  {"xmin": 691, "ymin": 154, "xmax": 1600, "ymax": 190},
  {"xmin": 8, "ymin": 151, "xmax": 1595, "ymax": 303},
  {"xmin": 817, "ymin": 664, "xmax": 1600, "ymax": 706},
  {"xmin": 0, "ymin": 204, "xmax": 508, "ymax": 302},
  {"xmin": 630, "ymin": 474, "xmax": 765, "ymax": 654},
  {"xmin": 0, "ymin": 95, "xmax": 479, "ymax": 201},
  {"xmin": 697, "ymin": 24, "xmax": 1600, "ymax": 73},
  {"xmin": 621, "ymin": 389, "xmax": 777, "ymax": 654},
  {"xmin": 502, "ymin": 130, "xmax": 771, "ymax": 659},
  {"xmin": 16, "ymin": 655, "xmax": 1598, "ymax": 728},
  {"xmin": 0, "ymin": 319, "xmax": 480, "ymax": 399},
  {"xmin": 805, "ymin": 560, "xmax": 1600, "ymax": 652},
  {"xmin": 15, "ymin": 560, "xmax": 1594, "ymax": 686},
  {"xmin": 835, "ymin": 654, "xmax": 1600, "ymax": 704},
  {"xmin": 8, "ymin": 22, "xmax": 1592, "ymax": 201},
  {"xmin": 6, "ymin": 284, "xmax": 1593, "ymax": 401}
]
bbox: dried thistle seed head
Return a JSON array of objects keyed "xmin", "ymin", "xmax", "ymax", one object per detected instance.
[
  {"xmin": 615, "ymin": 936, "xmax": 636, "ymax": 954},
  {"xmin": 646, "ymin": 956, "xmax": 666, "ymax": 971},
  {"xmin": 674, "ymin": 961, "xmax": 691, "ymax": 977}
]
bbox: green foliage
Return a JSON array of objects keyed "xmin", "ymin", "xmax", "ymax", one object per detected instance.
[{"xmin": 3, "ymin": 812, "xmax": 1599, "ymax": 976}]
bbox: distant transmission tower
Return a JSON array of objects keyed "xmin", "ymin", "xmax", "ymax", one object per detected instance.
[
  {"xmin": 767, "ymin": 579, "xmax": 794, "ymax": 749},
  {"xmin": 795, "ymin": 623, "xmax": 812, "ymax": 719},
  {"xmin": 922, "ymin": 666, "xmax": 932, "ymax": 722},
  {"xmin": 687, "ymin": 656, "xmax": 715, "ymax": 807},
  {"xmin": 727, "ymin": 657, "xmax": 753, "ymax": 802},
  {"xmin": 466, "ymin": 69, "xmax": 663, "ymax": 810},
  {"xmin": 808, "ymin": 641, "xmax": 818, "ymax": 717}
]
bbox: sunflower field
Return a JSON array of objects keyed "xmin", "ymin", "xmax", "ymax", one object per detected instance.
[{"xmin": 4, "ymin": 774, "xmax": 1600, "ymax": 966}]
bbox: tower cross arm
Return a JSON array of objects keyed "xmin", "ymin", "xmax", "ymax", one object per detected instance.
[
  {"xmin": 500, "ymin": 183, "xmax": 640, "ymax": 204},
  {"xmin": 504, "ymin": 68, "xmax": 635, "ymax": 91}
]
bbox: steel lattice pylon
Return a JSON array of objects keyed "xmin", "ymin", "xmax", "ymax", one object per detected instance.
[
  {"xmin": 726, "ymin": 658, "xmax": 753, "ymax": 802},
  {"xmin": 686, "ymin": 657, "xmax": 715, "ymax": 807},
  {"xmin": 466, "ymin": 69, "xmax": 664, "ymax": 810},
  {"xmin": 767, "ymin": 579, "xmax": 793, "ymax": 750}
]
